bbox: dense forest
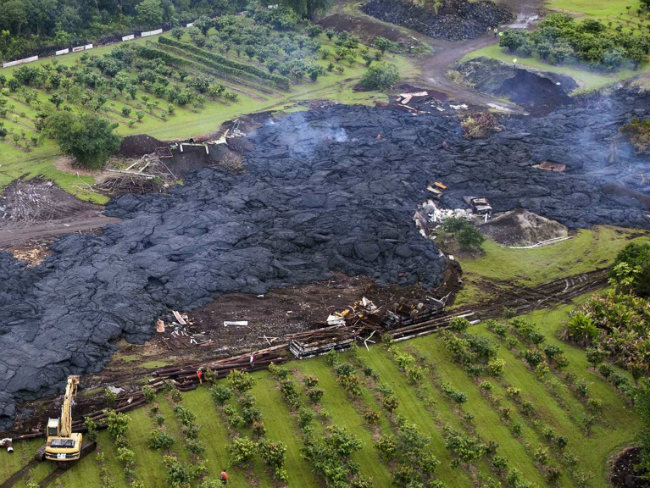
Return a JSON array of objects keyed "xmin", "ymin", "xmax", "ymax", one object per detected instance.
[{"xmin": 0, "ymin": 0, "xmax": 331, "ymax": 60}]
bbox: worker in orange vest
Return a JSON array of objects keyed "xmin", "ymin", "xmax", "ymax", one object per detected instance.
[
  {"xmin": 219, "ymin": 469, "xmax": 228, "ymax": 485},
  {"xmin": 196, "ymin": 369, "xmax": 203, "ymax": 384}
]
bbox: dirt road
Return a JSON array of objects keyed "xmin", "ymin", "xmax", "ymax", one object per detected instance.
[
  {"xmin": 0, "ymin": 216, "xmax": 120, "ymax": 248},
  {"xmin": 324, "ymin": 0, "xmax": 543, "ymax": 111},
  {"xmin": 418, "ymin": 0, "xmax": 544, "ymax": 110},
  {"xmin": 0, "ymin": 179, "xmax": 118, "ymax": 249}
]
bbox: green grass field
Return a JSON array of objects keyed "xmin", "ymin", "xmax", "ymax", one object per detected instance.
[
  {"xmin": 1, "ymin": 297, "xmax": 637, "ymax": 488},
  {"xmin": 546, "ymin": 0, "xmax": 643, "ymax": 19},
  {"xmin": 453, "ymin": 226, "xmax": 650, "ymax": 304},
  {"xmin": 0, "ymin": 25, "xmax": 417, "ymax": 202},
  {"xmin": 462, "ymin": 0, "xmax": 650, "ymax": 92},
  {"xmin": 462, "ymin": 45, "xmax": 649, "ymax": 93}
]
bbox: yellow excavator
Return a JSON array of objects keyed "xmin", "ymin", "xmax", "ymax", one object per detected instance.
[{"xmin": 36, "ymin": 375, "xmax": 94, "ymax": 462}]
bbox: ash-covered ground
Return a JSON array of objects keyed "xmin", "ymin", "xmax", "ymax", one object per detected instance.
[{"xmin": 0, "ymin": 88, "xmax": 648, "ymax": 430}]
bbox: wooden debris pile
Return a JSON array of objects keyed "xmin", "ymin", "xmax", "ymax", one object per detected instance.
[
  {"xmin": 95, "ymin": 153, "xmax": 177, "ymax": 196},
  {"xmin": 157, "ymin": 310, "xmax": 214, "ymax": 348}
]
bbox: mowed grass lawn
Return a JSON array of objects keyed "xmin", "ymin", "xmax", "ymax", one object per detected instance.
[
  {"xmin": 453, "ymin": 226, "xmax": 650, "ymax": 304},
  {"xmin": 546, "ymin": 0, "xmax": 643, "ymax": 19},
  {"xmin": 1, "ymin": 297, "xmax": 638, "ymax": 488},
  {"xmin": 462, "ymin": 44, "xmax": 648, "ymax": 92}
]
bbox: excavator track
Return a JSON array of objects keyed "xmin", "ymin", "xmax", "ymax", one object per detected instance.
[{"xmin": 0, "ymin": 441, "xmax": 96, "ymax": 488}]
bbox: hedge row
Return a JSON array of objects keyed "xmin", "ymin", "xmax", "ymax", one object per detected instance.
[
  {"xmin": 158, "ymin": 36, "xmax": 290, "ymax": 90},
  {"xmin": 154, "ymin": 43, "xmax": 276, "ymax": 95},
  {"xmin": 136, "ymin": 45, "xmax": 192, "ymax": 68}
]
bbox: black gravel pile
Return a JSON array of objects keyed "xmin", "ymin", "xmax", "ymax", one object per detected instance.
[
  {"xmin": 361, "ymin": 0, "xmax": 513, "ymax": 41},
  {"xmin": 457, "ymin": 57, "xmax": 578, "ymax": 115},
  {"xmin": 1, "ymin": 88, "xmax": 649, "ymax": 430}
]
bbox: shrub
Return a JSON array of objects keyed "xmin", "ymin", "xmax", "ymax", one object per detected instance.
[
  {"xmin": 450, "ymin": 317, "xmax": 470, "ymax": 332},
  {"xmin": 492, "ymin": 454, "xmax": 508, "ymax": 472},
  {"xmin": 45, "ymin": 112, "xmax": 121, "ymax": 169},
  {"xmin": 382, "ymin": 395, "xmax": 399, "ymax": 412},
  {"xmin": 479, "ymin": 381, "xmax": 493, "ymax": 391},
  {"xmin": 359, "ymin": 62, "xmax": 400, "ymax": 90},
  {"xmin": 443, "ymin": 427, "xmax": 486, "ymax": 466},
  {"xmin": 210, "ymin": 385, "xmax": 232, "ymax": 405},
  {"xmin": 117, "ymin": 447, "xmax": 135, "ymax": 467},
  {"xmin": 363, "ymin": 409, "xmax": 381, "ymax": 425},
  {"xmin": 307, "ymin": 388, "xmax": 324, "ymax": 403},
  {"xmin": 440, "ymin": 217, "xmax": 485, "ymax": 251},
  {"xmin": 375, "ymin": 434, "xmax": 397, "ymax": 460},
  {"xmin": 148, "ymin": 429, "xmax": 174, "ymax": 450},
  {"xmin": 252, "ymin": 421, "xmax": 266, "ymax": 437},
  {"xmin": 304, "ymin": 375, "xmax": 319, "ymax": 388},
  {"xmin": 142, "ymin": 385, "xmax": 155, "ymax": 403},
  {"xmin": 173, "ymin": 405, "xmax": 196, "ymax": 426},
  {"xmin": 522, "ymin": 400, "xmax": 535, "ymax": 416},
  {"xmin": 105, "ymin": 410, "xmax": 130, "ymax": 439},
  {"xmin": 84, "ymin": 417, "xmax": 98, "ymax": 441},
  {"xmin": 163, "ymin": 456, "xmax": 191, "ymax": 486},
  {"xmin": 105, "ymin": 387, "xmax": 117, "ymax": 406},
  {"xmin": 598, "ymin": 363, "xmax": 614, "ymax": 378},
  {"xmin": 486, "ymin": 358, "xmax": 506, "ymax": 376},
  {"xmin": 523, "ymin": 350, "xmax": 544, "ymax": 368},
  {"xmin": 229, "ymin": 436, "xmax": 258, "ymax": 465},
  {"xmin": 576, "ymin": 381, "xmax": 589, "ymax": 398},
  {"xmin": 258, "ymin": 439, "xmax": 286, "ymax": 469},
  {"xmin": 298, "ymin": 407, "xmax": 314, "ymax": 428}
]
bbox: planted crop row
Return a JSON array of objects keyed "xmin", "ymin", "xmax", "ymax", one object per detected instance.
[{"xmin": 158, "ymin": 37, "xmax": 290, "ymax": 90}]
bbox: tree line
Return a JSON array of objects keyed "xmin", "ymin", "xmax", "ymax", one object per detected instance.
[{"xmin": 0, "ymin": 0, "xmax": 332, "ymax": 61}]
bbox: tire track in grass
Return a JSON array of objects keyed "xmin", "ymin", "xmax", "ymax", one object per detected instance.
[
  {"xmin": 358, "ymin": 348, "xmax": 473, "ymax": 488},
  {"xmin": 526, "ymin": 305, "xmax": 639, "ymax": 428},
  {"xmin": 409, "ymin": 337, "xmax": 548, "ymax": 487},
  {"xmin": 478, "ymin": 309, "xmax": 641, "ymax": 485},
  {"xmin": 293, "ymin": 358, "xmax": 393, "ymax": 485},
  {"xmin": 250, "ymin": 372, "xmax": 321, "ymax": 488},
  {"xmin": 53, "ymin": 430, "xmax": 126, "ymax": 488},
  {"xmin": 404, "ymin": 335, "xmax": 570, "ymax": 484},
  {"xmin": 125, "ymin": 404, "xmax": 172, "ymax": 486},
  {"xmin": 182, "ymin": 387, "xmax": 264, "ymax": 488}
]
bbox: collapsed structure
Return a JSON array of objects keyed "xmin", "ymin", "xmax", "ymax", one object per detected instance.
[{"xmin": 0, "ymin": 88, "xmax": 648, "ymax": 430}]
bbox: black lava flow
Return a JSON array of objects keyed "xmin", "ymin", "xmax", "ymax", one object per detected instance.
[
  {"xmin": 361, "ymin": 0, "xmax": 513, "ymax": 41},
  {"xmin": 0, "ymin": 88, "xmax": 648, "ymax": 430}
]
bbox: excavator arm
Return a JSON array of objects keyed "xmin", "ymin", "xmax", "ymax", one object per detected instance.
[{"xmin": 59, "ymin": 376, "xmax": 79, "ymax": 437}]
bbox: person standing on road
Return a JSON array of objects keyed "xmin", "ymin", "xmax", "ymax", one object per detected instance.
[{"xmin": 220, "ymin": 469, "xmax": 228, "ymax": 485}]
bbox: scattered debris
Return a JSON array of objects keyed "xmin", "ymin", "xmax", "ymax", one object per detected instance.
[
  {"xmin": 0, "ymin": 438, "xmax": 13, "ymax": 452},
  {"xmin": 172, "ymin": 311, "xmax": 187, "ymax": 325},
  {"xmin": 224, "ymin": 321, "xmax": 249, "ymax": 327},
  {"xmin": 460, "ymin": 111, "xmax": 503, "ymax": 139},
  {"xmin": 466, "ymin": 196, "xmax": 493, "ymax": 216},
  {"xmin": 156, "ymin": 319, "xmax": 166, "ymax": 333},
  {"xmin": 534, "ymin": 160, "xmax": 567, "ymax": 172},
  {"xmin": 398, "ymin": 91, "xmax": 429, "ymax": 105}
]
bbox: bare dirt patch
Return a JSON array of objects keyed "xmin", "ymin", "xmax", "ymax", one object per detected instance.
[
  {"xmin": 479, "ymin": 209, "xmax": 568, "ymax": 246},
  {"xmin": 0, "ymin": 178, "xmax": 118, "ymax": 248},
  {"xmin": 318, "ymin": 13, "xmax": 417, "ymax": 45},
  {"xmin": 53, "ymin": 155, "xmax": 102, "ymax": 178}
]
